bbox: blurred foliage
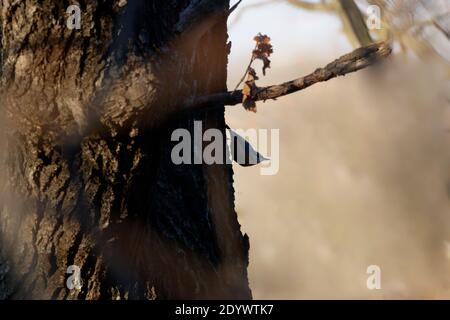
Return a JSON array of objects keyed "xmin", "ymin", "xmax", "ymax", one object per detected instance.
[{"xmin": 232, "ymin": 0, "xmax": 449, "ymax": 68}]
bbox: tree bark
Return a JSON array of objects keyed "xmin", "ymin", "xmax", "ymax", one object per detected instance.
[{"xmin": 0, "ymin": 0, "xmax": 251, "ymax": 300}]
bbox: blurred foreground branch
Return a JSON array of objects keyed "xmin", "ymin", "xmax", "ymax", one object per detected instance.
[
  {"xmin": 187, "ymin": 41, "xmax": 392, "ymax": 110},
  {"xmin": 335, "ymin": 0, "xmax": 373, "ymax": 47}
]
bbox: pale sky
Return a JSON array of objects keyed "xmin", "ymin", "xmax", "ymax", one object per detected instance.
[
  {"xmin": 227, "ymin": 0, "xmax": 353, "ymax": 78},
  {"xmin": 224, "ymin": 0, "xmax": 450, "ymax": 299}
]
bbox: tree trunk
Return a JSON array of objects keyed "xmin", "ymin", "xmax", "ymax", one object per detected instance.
[{"xmin": 0, "ymin": 0, "xmax": 251, "ymax": 300}]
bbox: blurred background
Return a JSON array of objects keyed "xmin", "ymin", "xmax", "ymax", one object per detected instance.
[{"xmin": 226, "ymin": 0, "xmax": 450, "ymax": 299}]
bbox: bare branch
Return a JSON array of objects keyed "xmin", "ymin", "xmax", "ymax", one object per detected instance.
[
  {"xmin": 433, "ymin": 20, "xmax": 450, "ymax": 41},
  {"xmin": 335, "ymin": 0, "xmax": 373, "ymax": 47},
  {"xmin": 229, "ymin": 0, "xmax": 243, "ymax": 15},
  {"xmin": 186, "ymin": 41, "xmax": 392, "ymax": 111}
]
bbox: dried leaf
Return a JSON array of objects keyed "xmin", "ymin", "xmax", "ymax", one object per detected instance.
[
  {"xmin": 238, "ymin": 33, "xmax": 273, "ymax": 111},
  {"xmin": 242, "ymin": 67, "xmax": 258, "ymax": 113},
  {"xmin": 252, "ymin": 33, "xmax": 273, "ymax": 76}
]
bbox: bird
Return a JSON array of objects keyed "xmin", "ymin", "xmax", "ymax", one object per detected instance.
[{"xmin": 226, "ymin": 125, "xmax": 269, "ymax": 167}]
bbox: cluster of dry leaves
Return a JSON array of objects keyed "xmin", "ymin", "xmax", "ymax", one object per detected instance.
[{"xmin": 242, "ymin": 33, "xmax": 273, "ymax": 113}]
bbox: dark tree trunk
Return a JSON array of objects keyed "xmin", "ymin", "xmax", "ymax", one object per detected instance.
[{"xmin": 0, "ymin": 0, "xmax": 251, "ymax": 299}]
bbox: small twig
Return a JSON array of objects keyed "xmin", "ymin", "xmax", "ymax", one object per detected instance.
[
  {"xmin": 185, "ymin": 41, "xmax": 392, "ymax": 111},
  {"xmin": 233, "ymin": 43, "xmax": 257, "ymax": 92},
  {"xmin": 229, "ymin": 0, "xmax": 276, "ymax": 27},
  {"xmin": 432, "ymin": 20, "xmax": 450, "ymax": 41},
  {"xmin": 229, "ymin": 0, "xmax": 243, "ymax": 15}
]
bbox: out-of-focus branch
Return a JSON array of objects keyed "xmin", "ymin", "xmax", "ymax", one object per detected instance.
[
  {"xmin": 335, "ymin": 0, "xmax": 373, "ymax": 47},
  {"xmin": 433, "ymin": 20, "xmax": 450, "ymax": 41},
  {"xmin": 367, "ymin": 0, "xmax": 449, "ymax": 65},
  {"xmin": 418, "ymin": 0, "xmax": 450, "ymax": 40},
  {"xmin": 410, "ymin": 12, "xmax": 450, "ymax": 41},
  {"xmin": 409, "ymin": 12, "xmax": 450, "ymax": 32},
  {"xmin": 186, "ymin": 41, "xmax": 391, "ymax": 110}
]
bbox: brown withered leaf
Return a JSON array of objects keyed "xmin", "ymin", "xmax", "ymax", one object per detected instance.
[
  {"xmin": 252, "ymin": 33, "xmax": 273, "ymax": 76},
  {"xmin": 242, "ymin": 67, "xmax": 259, "ymax": 113}
]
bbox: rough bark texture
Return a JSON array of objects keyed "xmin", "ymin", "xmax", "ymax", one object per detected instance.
[{"xmin": 0, "ymin": 0, "xmax": 251, "ymax": 299}]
